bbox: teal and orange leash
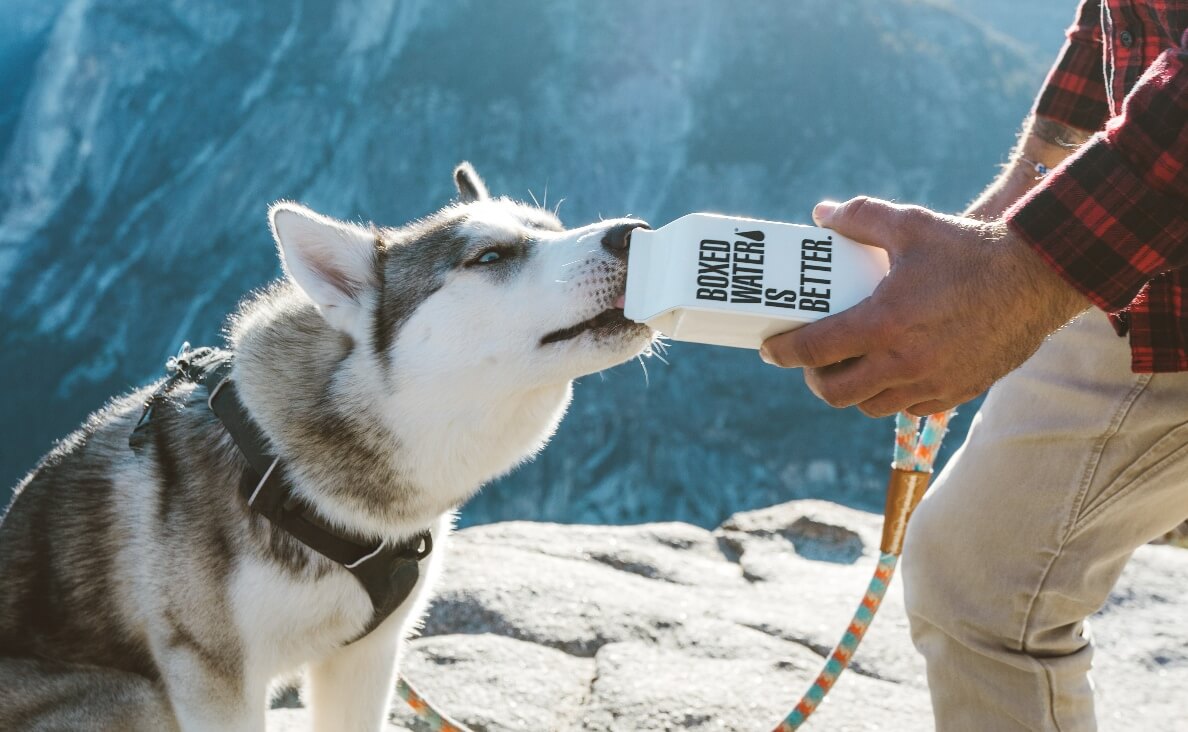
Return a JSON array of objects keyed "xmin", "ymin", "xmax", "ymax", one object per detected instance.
[
  {"xmin": 395, "ymin": 677, "xmax": 466, "ymax": 731},
  {"xmin": 395, "ymin": 409, "xmax": 954, "ymax": 732},
  {"xmin": 775, "ymin": 409, "xmax": 953, "ymax": 731}
]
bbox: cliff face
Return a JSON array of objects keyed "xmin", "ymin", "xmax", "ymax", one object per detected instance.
[
  {"xmin": 1, "ymin": 0, "xmax": 1055, "ymax": 526},
  {"xmin": 268, "ymin": 501, "xmax": 1188, "ymax": 731}
]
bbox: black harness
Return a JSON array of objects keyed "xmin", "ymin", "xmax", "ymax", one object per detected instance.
[{"xmin": 130, "ymin": 345, "xmax": 433, "ymax": 643}]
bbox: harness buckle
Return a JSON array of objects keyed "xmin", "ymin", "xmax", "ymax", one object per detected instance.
[
  {"xmin": 166, "ymin": 341, "xmax": 219, "ymax": 383},
  {"xmin": 165, "ymin": 341, "xmax": 195, "ymax": 377},
  {"xmin": 413, "ymin": 531, "xmax": 433, "ymax": 561}
]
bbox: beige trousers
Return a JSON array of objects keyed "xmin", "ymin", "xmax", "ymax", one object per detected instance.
[{"xmin": 901, "ymin": 310, "xmax": 1188, "ymax": 731}]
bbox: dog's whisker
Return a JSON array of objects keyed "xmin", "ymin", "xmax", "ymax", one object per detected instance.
[
  {"xmin": 559, "ymin": 249, "xmax": 598, "ymax": 266},
  {"xmin": 527, "ymin": 188, "xmax": 541, "ymax": 208},
  {"xmin": 643, "ymin": 336, "xmax": 671, "ymax": 365},
  {"xmin": 645, "ymin": 342, "xmax": 671, "ymax": 365}
]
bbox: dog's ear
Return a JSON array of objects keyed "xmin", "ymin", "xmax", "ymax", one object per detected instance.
[
  {"xmin": 270, "ymin": 202, "xmax": 377, "ymax": 333},
  {"xmin": 454, "ymin": 162, "xmax": 489, "ymax": 203}
]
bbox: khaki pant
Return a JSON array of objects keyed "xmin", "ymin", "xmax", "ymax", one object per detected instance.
[{"xmin": 901, "ymin": 310, "xmax": 1188, "ymax": 731}]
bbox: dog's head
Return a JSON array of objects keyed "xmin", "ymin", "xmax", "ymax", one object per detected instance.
[{"xmin": 268, "ymin": 164, "xmax": 655, "ymax": 391}]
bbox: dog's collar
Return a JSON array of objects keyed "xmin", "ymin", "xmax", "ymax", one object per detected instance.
[{"xmin": 130, "ymin": 345, "xmax": 432, "ymax": 644}]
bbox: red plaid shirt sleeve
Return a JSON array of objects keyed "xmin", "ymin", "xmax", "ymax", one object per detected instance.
[
  {"xmin": 1006, "ymin": 30, "xmax": 1188, "ymax": 314},
  {"xmin": 1033, "ymin": 0, "xmax": 1112, "ymax": 132}
]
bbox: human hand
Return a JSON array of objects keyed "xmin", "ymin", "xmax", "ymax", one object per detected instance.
[{"xmin": 759, "ymin": 197, "xmax": 1089, "ymax": 417}]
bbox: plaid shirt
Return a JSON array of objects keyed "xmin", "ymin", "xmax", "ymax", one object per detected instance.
[{"xmin": 1005, "ymin": 1, "xmax": 1188, "ymax": 373}]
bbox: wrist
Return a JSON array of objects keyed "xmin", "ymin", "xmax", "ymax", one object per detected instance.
[
  {"xmin": 994, "ymin": 223, "xmax": 1091, "ymax": 328},
  {"xmin": 966, "ymin": 116, "xmax": 1095, "ymax": 222},
  {"xmin": 965, "ymin": 162, "xmax": 1044, "ymax": 220}
]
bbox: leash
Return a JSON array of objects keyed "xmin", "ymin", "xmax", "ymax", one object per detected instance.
[
  {"xmin": 395, "ymin": 410, "xmax": 954, "ymax": 731},
  {"xmin": 395, "ymin": 679, "xmax": 468, "ymax": 731},
  {"xmin": 775, "ymin": 409, "xmax": 953, "ymax": 731}
]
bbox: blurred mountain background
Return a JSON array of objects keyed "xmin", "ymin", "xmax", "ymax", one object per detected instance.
[{"xmin": 0, "ymin": 0, "xmax": 1075, "ymax": 527}]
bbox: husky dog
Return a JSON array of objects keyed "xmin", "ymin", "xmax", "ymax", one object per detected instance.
[{"xmin": 0, "ymin": 164, "xmax": 653, "ymax": 732}]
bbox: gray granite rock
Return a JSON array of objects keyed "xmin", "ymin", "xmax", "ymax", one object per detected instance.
[{"xmin": 268, "ymin": 500, "xmax": 1188, "ymax": 731}]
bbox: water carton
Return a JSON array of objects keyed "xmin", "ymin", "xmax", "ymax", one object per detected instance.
[{"xmin": 624, "ymin": 213, "xmax": 889, "ymax": 349}]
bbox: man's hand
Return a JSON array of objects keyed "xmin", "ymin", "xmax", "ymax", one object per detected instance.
[{"xmin": 759, "ymin": 197, "xmax": 1090, "ymax": 417}]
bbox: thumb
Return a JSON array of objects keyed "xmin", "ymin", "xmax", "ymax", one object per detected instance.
[{"xmin": 812, "ymin": 196, "xmax": 914, "ymax": 254}]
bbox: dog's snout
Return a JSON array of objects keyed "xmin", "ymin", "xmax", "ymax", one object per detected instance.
[{"xmin": 601, "ymin": 221, "xmax": 649, "ymax": 257}]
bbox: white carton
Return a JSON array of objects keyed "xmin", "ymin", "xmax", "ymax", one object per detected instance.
[{"xmin": 624, "ymin": 213, "xmax": 889, "ymax": 349}]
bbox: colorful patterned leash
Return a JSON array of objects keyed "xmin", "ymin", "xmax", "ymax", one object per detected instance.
[
  {"xmin": 774, "ymin": 409, "xmax": 954, "ymax": 731},
  {"xmin": 395, "ymin": 677, "xmax": 467, "ymax": 731},
  {"xmin": 394, "ymin": 409, "xmax": 953, "ymax": 732}
]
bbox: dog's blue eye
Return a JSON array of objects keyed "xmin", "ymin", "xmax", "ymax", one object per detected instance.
[{"xmin": 477, "ymin": 250, "xmax": 502, "ymax": 264}]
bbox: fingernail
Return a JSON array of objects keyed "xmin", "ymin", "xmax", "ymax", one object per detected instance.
[
  {"xmin": 759, "ymin": 344, "xmax": 775, "ymax": 365},
  {"xmin": 813, "ymin": 201, "xmax": 839, "ymax": 226}
]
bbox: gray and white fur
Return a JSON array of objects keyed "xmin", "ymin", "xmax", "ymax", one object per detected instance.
[{"xmin": 0, "ymin": 164, "xmax": 654, "ymax": 732}]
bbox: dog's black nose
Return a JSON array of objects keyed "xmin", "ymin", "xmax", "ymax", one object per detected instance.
[{"xmin": 602, "ymin": 221, "xmax": 649, "ymax": 257}]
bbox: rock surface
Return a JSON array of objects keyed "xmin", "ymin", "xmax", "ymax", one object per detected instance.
[{"xmin": 266, "ymin": 500, "xmax": 1188, "ymax": 731}]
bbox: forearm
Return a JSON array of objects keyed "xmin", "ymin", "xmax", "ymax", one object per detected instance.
[{"xmin": 965, "ymin": 116, "xmax": 1094, "ymax": 220}]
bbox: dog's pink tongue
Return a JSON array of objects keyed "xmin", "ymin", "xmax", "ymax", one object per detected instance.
[{"xmin": 613, "ymin": 294, "xmax": 626, "ymax": 309}]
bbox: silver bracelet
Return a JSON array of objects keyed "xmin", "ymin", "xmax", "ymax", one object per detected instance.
[{"xmin": 1018, "ymin": 156, "xmax": 1050, "ymax": 179}]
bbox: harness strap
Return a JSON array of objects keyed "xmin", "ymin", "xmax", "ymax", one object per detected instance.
[{"xmin": 131, "ymin": 346, "xmax": 432, "ymax": 644}]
